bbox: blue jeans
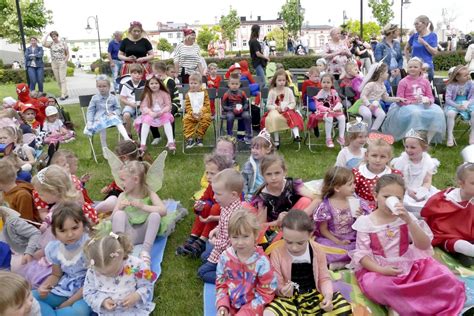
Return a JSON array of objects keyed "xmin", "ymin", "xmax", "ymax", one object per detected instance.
[
  {"xmin": 226, "ymin": 111, "xmax": 251, "ymax": 137},
  {"xmin": 255, "ymin": 64, "xmax": 266, "ymax": 84},
  {"xmin": 27, "ymin": 66, "xmax": 44, "ymax": 92},
  {"xmin": 198, "ymin": 260, "xmax": 217, "ymax": 284},
  {"xmin": 111, "ymin": 59, "xmax": 123, "ymax": 91},
  {"xmin": 427, "ymin": 67, "xmax": 434, "ymax": 82},
  {"xmin": 200, "ymin": 241, "xmax": 213, "ymax": 262},
  {"xmin": 32, "ymin": 291, "xmax": 91, "ymax": 316}
]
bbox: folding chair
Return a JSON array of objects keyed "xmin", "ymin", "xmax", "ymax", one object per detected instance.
[
  {"xmin": 304, "ymin": 86, "xmax": 322, "ymax": 152},
  {"xmin": 217, "ymin": 87, "xmax": 252, "ymax": 138},
  {"xmin": 79, "ymin": 94, "xmax": 98, "ymax": 163}
]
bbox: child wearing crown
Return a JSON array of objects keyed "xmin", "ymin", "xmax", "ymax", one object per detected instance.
[
  {"xmin": 391, "ymin": 129, "xmax": 439, "ymax": 217},
  {"xmin": 335, "ymin": 118, "xmax": 368, "ymax": 169}
]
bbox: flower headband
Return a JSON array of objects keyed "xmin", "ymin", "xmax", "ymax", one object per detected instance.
[
  {"xmin": 130, "ymin": 21, "xmax": 142, "ymax": 28},
  {"xmin": 368, "ymin": 132, "xmax": 394, "ymax": 145}
]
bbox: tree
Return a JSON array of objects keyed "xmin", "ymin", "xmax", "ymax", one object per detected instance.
[
  {"xmin": 196, "ymin": 25, "xmax": 220, "ymax": 50},
  {"xmin": 344, "ymin": 19, "xmax": 381, "ymax": 41},
  {"xmin": 156, "ymin": 38, "xmax": 173, "ymax": 53},
  {"xmin": 219, "ymin": 8, "xmax": 240, "ymax": 44},
  {"xmin": 280, "ymin": 0, "xmax": 304, "ymax": 38},
  {"xmin": 266, "ymin": 28, "xmax": 286, "ymax": 51},
  {"xmin": 368, "ymin": 0, "xmax": 394, "ymax": 27},
  {"xmin": 0, "ymin": 0, "xmax": 53, "ymax": 44}
]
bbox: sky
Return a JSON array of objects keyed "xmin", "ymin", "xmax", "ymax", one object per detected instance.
[{"xmin": 43, "ymin": 0, "xmax": 474, "ymax": 40}]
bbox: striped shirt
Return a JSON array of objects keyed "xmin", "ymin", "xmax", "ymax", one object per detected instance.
[
  {"xmin": 173, "ymin": 43, "xmax": 201, "ymax": 75},
  {"xmin": 208, "ymin": 199, "xmax": 242, "ymax": 263}
]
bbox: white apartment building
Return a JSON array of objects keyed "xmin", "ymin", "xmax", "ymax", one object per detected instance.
[{"xmin": 67, "ymin": 38, "xmax": 110, "ymax": 66}]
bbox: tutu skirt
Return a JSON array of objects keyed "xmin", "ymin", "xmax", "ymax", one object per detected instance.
[
  {"xmin": 83, "ymin": 114, "xmax": 123, "ymax": 136},
  {"xmin": 134, "ymin": 113, "xmax": 174, "ymax": 132}
]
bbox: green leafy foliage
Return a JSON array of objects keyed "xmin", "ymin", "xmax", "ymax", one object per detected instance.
[
  {"xmin": 0, "ymin": 67, "xmax": 54, "ymax": 83},
  {"xmin": 266, "ymin": 28, "xmax": 286, "ymax": 51},
  {"xmin": 219, "ymin": 8, "xmax": 240, "ymax": 43},
  {"xmin": 66, "ymin": 67, "xmax": 74, "ymax": 77},
  {"xmin": 344, "ymin": 19, "xmax": 381, "ymax": 41},
  {"xmin": 368, "ymin": 0, "xmax": 395, "ymax": 27},
  {"xmin": 433, "ymin": 50, "xmax": 467, "ymax": 70},
  {"xmin": 280, "ymin": 0, "xmax": 304, "ymax": 38},
  {"xmin": 0, "ymin": 0, "xmax": 53, "ymax": 44},
  {"xmin": 156, "ymin": 38, "xmax": 173, "ymax": 53},
  {"xmin": 196, "ymin": 25, "xmax": 221, "ymax": 51}
]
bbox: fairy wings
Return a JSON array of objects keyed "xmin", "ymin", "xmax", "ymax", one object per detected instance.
[{"xmin": 103, "ymin": 147, "xmax": 168, "ymax": 192}]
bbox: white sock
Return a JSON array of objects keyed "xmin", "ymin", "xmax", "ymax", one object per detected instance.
[
  {"xmin": 164, "ymin": 123, "xmax": 174, "ymax": 143},
  {"xmin": 292, "ymin": 127, "xmax": 300, "ymax": 138},
  {"xmin": 99, "ymin": 129, "xmax": 107, "ymax": 148},
  {"xmin": 324, "ymin": 116, "xmax": 333, "ymax": 139},
  {"xmin": 337, "ymin": 116, "xmax": 346, "ymax": 139},
  {"xmin": 117, "ymin": 123, "xmax": 130, "ymax": 140},
  {"xmin": 446, "ymin": 111, "xmax": 456, "ymax": 141},
  {"xmin": 140, "ymin": 123, "xmax": 150, "ymax": 146},
  {"xmin": 454, "ymin": 240, "xmax": 474, "ymax": 257},
  {"xmin": 274, "ymin": 132, "xmax": 280, "ymax": 143}
]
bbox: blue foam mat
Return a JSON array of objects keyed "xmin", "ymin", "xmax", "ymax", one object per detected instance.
[
  {"xmin": 132, "ymin": 236, "xmax": 167, "ymax": 280},
  {"xmin": 203, "ymin": 282, "xmax": 217, "ymax": 316}
]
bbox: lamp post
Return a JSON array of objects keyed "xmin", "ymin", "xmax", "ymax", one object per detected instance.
[
  {"xmin": 400, "ymin": 0, "xmax": 411, "ymax": 43},
  {"xmin": 360, "ymin": 0, "xmax": 364, "ymax": 40},
  {"xmin": 15, "ymin": 0, "xmax": 28, "ymax": 81},
  {"xmin": 85, "ymin": 15, "xmax": 102, "ymax": 60}
]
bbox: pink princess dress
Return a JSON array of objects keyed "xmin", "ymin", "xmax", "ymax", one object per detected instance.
[
  {"xmin": 134, "ymin": 90, "xmax": 174, "ymax": 132},
  {"xmin": 350, "ymin": 213, "xmax": 465, "ymax": 315}
]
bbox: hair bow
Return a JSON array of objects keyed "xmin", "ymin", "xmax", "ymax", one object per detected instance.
[
  {"xmin": 145, "ymin": 73, "xmax": 161, "ymax": 81},
  {"xmin": 130, "ymin": 21, "xmax": 142, "ymax": 27},
  {"xmin": 368, "ymin": 132, "xmax": 394, "ymax": 145},
  {"xmin": 109, "ymin": 232, "xmax": 119, "ymax": 239}
]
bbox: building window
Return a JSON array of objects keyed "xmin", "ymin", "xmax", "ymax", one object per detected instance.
[
  {"xmin": 92, "ymin": 53, "xmax": 97, "ymax": 57},
  {"xmin": 232, "ymin": 42, "xmax": 237, "ymax": 47},
  {"xmin": 71, "ymin": 54, "xmax": 76, "ymax": 59},
  {"xmin": 267, "ymin": 26, "xmax": 272, "ymax": 32},
  {"xmin": 243, "ymin": 40, "xmax": 247, "ymax": 46},
  {"xmin": 319, "ymin": 36, "xmax": 325, "ymax": 47},
  {"xmin": 79, "ymin": 55, "xmax": 83, "ymax": 58},
  {"xmin": 177, "ymin": 32, "xmax": 182, "ymax": 38},
  {"xmin": 168, "ymin": 33, "xmax": 173, "ymax": 39}
]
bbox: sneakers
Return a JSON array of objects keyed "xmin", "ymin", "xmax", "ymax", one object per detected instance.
[
  {"xmin": 176, "ymin": 237, "xmax": 206, "ymax": 258},
  {"xmin": 139, "ymin": 145, "xmax": 146, "ymax": 156},
  {"xmin": 294, "ymin": 136, "xmax": 302, "ymax": 143},
  {"xmin": 166, "ymin": 142, "xmax": 176, "ymax": 151},
  {"xmin": 185, "ymin": 138, "xmax": 195, "ymax": 149},
  {"xmin": 176, "ymin": 236, "xmax": 198, "ymax": 256},
  {"xmin": 151, "ymin": 137, "xmax": 161, "ymax": 145},
  {"xmin": 195, "ymin": 138, "xmax": 203, "ymax": 147},
  {"xmin": 337, "ymin": 137, "xmax": 345, "ymax": 146},
  {"xmin": 244, "ymin": 136, "xmax": 252, "ymax": 145},
  {"xmin": 313, "ymin": 127, "xmax": 320, "ymax": 138},
  {"xmin": 326, "ymin": 139, "xmax": 334, "ymax": 148}
]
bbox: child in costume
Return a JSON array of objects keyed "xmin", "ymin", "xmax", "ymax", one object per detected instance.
[
  {"xmin": 42, "ymin": 105, "xmax": 75, "ymax": 145},
  {"xmin": 183, "ymin": 73, "xmax": 212, "ymax": 148},
  {"xmin": 316, "ymin": 58, "xmax": 327, "ymax": 76},
  {"xmin": 264, "ymin": 210, "xmax": 352, "ymax": 316},
  {"xmin": 350, "ymin": 174, "xmax": 465, "ymax": 315},
  {"xmin": 421, "ymin": 145, "xmax": 474, "ymax": 267},
  {"xmin": 20, "ymin": 104, "xmax": 41, "ymax": 131},
  {"xmin": 391, "ymin": 129, "xmax": 439, "ymax": 217},
  {"xmin": 351, "ymin": 63, "xmax": 405, "ymax": 131},
  {"xmin": 339, "ymin": 61, "xmax": 363, "ymax": 99},
  {"xmin": 242, "ymin": 129, "xmax": 274, "ymax": 202},
  {"xmin": 335, "ymin": 118, "xmax": 368, "ymax": 169},
  {"xmin": 83, "ymin": 75, "xmax": 130, "ymax": 155},
  {"xmin": 0, "ymin": 270, "xmax": 41, "ymax": 316},
  {"xmin": 261, "ymin": 69, "xmax": 304, "ymax": 147},
  {"xmin": 382, "ymin": 57, "xmax": 446, "ymax": 144},
  {"xmin": 133, "ymin": 74, "xmax": 175, "ymax": 153},
  {"xmin": 301, "ymin": 66, "xmax": 321, "ymax": 113},
  {"xmin": 444, "ymin": 65, "xmax": 474, "ymax": 146},
  {"xmin": 33, "ymin": 203, "xmax": 92, "ymax": 315},
  {"xmin": 310, "ymin": 74, "xmax": 345, "ymax": 148},
  {"xmin": 84, "ymin": 233, "xmax": 156, "ymax": 315},
  {"xmin": 313, "ymin": 167, "xmax": 357, "ymax": 269},
  {"xmin": 216, "ymin": 210, "xmax": 277, "ymax": 316},
  {"xmin": 176, "ymin": 154, "xmax": 233, "ymax": 257},
  {"xmin": 353, "ymin": 133, "xmax": 401, "ymax": 213},
  {"xmin": 206, "ymin": 62, "xmax": 222, "ymax": 116},
  {"xmin": 110, "ymin": 152, "xmax": 168, "ymax": 265}
]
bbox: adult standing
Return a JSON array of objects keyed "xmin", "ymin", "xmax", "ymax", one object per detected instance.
[
  {"xmin": 118, "ymin": 21, "xmax": 154, "ymax": 78},
  {"xmin": 300, "ymin": 32, "xmax": 309, "ymax": 54},
  {"xmin": 107, "ymin": 31, "xmax": 123, "ymax": 92},
  {"xmin": 173, "ymin": 29, "xmax": 202, "ymax": 84},
  {"xmin": 404, "ymin": 15, "xmax": 438, "ymax": 81},
  {"xmin": 217, "ymin": 39, "xmax": 225, "ymax": 59},
  {"xmin": 207, "ymin": 40, "xmax": 216, "ymax": 57},
  {"xmin": 287, "ymin": 36, "xmax": 294, "ymax": 54},
  {"xmin": 465, "ymin": 43, "xmax": 474, "ymax": 79},
  {"xmin": 25, "ymin": 37, "xmax": 44, "ymax": 93},
  {"xmin": 322, "ymin": 27, "xmax": 352, "ymax": 80},
  {"xmin": 249, "ymin": 25, "xmax": 269, "ymax": 82},
  {"xmin": 352, "ymin": 35, "xmax": 372, "ymax": 74},
  {"xmin": 42, "ymin": 31, "xmax": 69, "ymax": 100},
  {"xmin": 375, "ymin": 24, "xmax": 404, "ymax": 85}
]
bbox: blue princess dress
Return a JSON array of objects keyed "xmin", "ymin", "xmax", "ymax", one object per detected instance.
[
  {"xmin": 83, "ymin": 93, "xmax": 123, "ymax": 136},
  {"xmin": 445, "ymin": 81, "xmax": 474, "ymax": 120}
]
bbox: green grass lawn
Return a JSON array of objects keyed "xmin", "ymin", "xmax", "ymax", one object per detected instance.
[{"xmin": 51, "ymin": 103, "xmax": 469, "ymax": 316}]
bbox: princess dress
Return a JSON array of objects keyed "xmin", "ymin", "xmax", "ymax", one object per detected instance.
[
  {"xmin": 391, "ymin": 152, "xmax": 439, "ymax": 217},
  {"xmin": 83, "ymin": 94, "xmax": 123, "ymax": 136},
  {"xmin": 350, "ymin": 214, "xmax": 466, "ymax": 315},
  {"xmin": 445, "ymin": 81, "xmax": 474, "ymax": 120},
  {"xmin": 261, "ymin": 87, "xmax": 304, "ymax": 133},
  {"xmin": 313, "ymin": 198, "xmax": 356, "ymax": 264},
  {"xmin": 133, "ymin": 96, "xmax": 174, "ymax": 132}
]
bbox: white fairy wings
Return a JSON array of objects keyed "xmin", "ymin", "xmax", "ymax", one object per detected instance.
[{"xmin": 104, "ymin": 148, "xmax": 168, "ymax": 192}]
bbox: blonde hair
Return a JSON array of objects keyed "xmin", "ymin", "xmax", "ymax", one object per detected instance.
[
  {"xmin": 204, "ymin": 153, "xmax": 233, "ymax": 171},
  {"xmin": 366, "ymin": 138, "xmax": 393, "ymax": 159},
  {"xmin": 447, "ymin": 65, "xmax": 469, "ymax": 85},
  {"xmin": 84, "ymin": 233, "xmax": 133, "ymax": 270},
  {"xmin": 32, "ymin": 165, "xmax": 78, "ymax": 202},
  {"xmin": 0, "ymin": 159, "xmax": 17, "ymax": 185},
  {"xmin": 321, "ymin": 167, "xmax": 354, "ymax": 198},
  {"xmin": 0, "ymin": 271, "xmax": 30, "ymax": 314},
  {"xmin": 213, "ymin": 168, "xmax": 244, "ymax": 193},
  {"xmin": 415, "ymin": 15, "xmax": 434, "ymax": 32},
  {"xmin": 128, "ymin": 63, "xmax": 144, "ymax": 74},
  {"xmin": 50, "ymin": 149, "xmax": 73, "ymax": 168},
  {"xmin": 0, "ymin": 126, "xmax": 21, "ymax": 144},
  {"xmin": 228, "ymin": 209, "xmax": 260, "ymax": 238},
  {"xmin": 96, "ymin": 74, "xmax": 111, "ymax": 86},
  {"xmin": 308, "ymin": 66, "xmax": 320, "ymax": 77},
  {"xmin": 189, "ymin": 73, "xmax": 202, "ymax": 84},
  {"xmin": 347, "ymin": 131, "xmax": 368, "ymax": 145},
  {"xmin": 456, "ymin": 163, "xmax": 474, "ymax": 182},
  {"xmin": 120, "ymin": 160, "xmax": 150, "ymax": 196}
]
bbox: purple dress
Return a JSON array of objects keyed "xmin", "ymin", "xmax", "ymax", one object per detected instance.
[{"xmin": 313, "ymin": 197, "xmax": 356, "ymax": 264}]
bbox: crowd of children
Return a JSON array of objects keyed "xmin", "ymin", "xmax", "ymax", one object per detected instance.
[{"xmin": 1, "ymin": 37, "xmax": 474, "ymax": 316}]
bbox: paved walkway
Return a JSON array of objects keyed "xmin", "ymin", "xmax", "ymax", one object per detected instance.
[{"xmin": 59, "ymin": 70, "xmax": 98, "ymax": 105}]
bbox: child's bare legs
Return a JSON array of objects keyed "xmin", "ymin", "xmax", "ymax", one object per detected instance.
[
  {"xmin": 140, "ymin": 123, "xmax": 151, "ymax": 148},
  {"xmin": 95, "ymin": 196, "xmax": 118, "ymax": 213}
]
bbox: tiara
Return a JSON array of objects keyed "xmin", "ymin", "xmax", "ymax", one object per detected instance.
[
  {"xmin": 255, "ymin": 128, "xmax": 272, "ymax": 145},
  {"xmin": 405, "ymin": 129, "xmax": 427, "ymax": 143},
  {"xmin": 346, "ymin": 117, "xmax": 368, "ymax": 133},
  {"xmin": 36, "ymin": 167, "xmax": 49, "ymax": 184}
]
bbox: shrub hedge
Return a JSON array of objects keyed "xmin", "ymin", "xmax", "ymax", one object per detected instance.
[
  {"xmin": 433, "ymin": 50, "xmax": 467, "ymax": 71},
  {"xmin": 0, "ymin": 68, "xmax": 54, "ymax": 84}
]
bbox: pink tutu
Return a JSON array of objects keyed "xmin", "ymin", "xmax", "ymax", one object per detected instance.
[
  {"xmin": 11, "ymin": 254, "xmax": 52, "ymax": 289},
  {"xmin": 134, "ymin": 112, "xmax": 174, "ymax": 132}
]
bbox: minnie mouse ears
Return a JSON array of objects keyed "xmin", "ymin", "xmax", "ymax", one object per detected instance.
[{"xmin": 368, "ymin": 132, "xmax": 394, "ymax": 145}]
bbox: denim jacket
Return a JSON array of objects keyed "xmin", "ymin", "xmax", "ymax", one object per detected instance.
[
  {"xmin": 87, "ymin": 93, "xmax": 121, "ymax": 123},
  {"xmin": 374, "ymin": 39, "xmax": 403, "ymax": 70},
  {"xmin": 24, "ymin": 46, "xmax": 44, "ymax": 68}
]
